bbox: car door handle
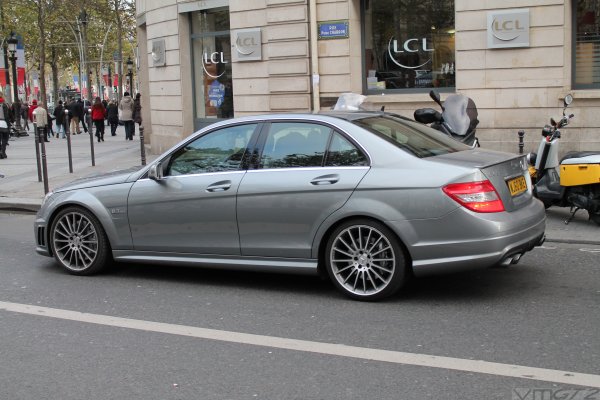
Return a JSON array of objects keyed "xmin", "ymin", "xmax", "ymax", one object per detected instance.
[
  {"xmin": 206, "ymin": 180, "xmax": 232, "ymax": 192},
  {"xmin": 310, "ymin": 174, "xmax": 339, "ymax": 185}
]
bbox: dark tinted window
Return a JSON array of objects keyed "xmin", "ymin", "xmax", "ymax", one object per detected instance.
[
  {"xmin": 363, "ymin": 0, "xmax": 455, "ymax": 92},
  {"xmin": 167, "ymin": 124, "xmax": 257, "ymax": 175},
  {"xmin": 260, "ymin": 123, "xmax": 330, "ymax": 168},
  {"xmin": 353, "ymin": 115, "xmax": 467, "ymax": 157},
  {"xmin": 326, "ymin": 132, "xmax": 368, "ymax": 166},
  {"xmin": 574, "ymin": 0, "xmax": 600, "ymax": 88}
]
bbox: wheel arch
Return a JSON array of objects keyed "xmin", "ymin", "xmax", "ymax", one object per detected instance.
[
  {"xmin": 315, "ymin": 215, "xmax": 413, "ymax": 277},
  {"xmin": 46, "ymin": 201, "xmax": 116, "ymax": 257}
]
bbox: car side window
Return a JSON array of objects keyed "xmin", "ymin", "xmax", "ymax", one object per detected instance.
[
  {"xmin": 260, "ymin": 123, "xmax": 331, "ymax": 168},
  {"xmin": 167, "ymin": 124, "xmax": 257, "ymax": 176},
  {"xmin": 325, "ymin": 132, "xmax": 368, "ymax": 167}
]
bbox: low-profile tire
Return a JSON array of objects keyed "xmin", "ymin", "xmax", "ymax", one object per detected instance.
[
  {"xmin": 49, "ymin": 206, "xmax": 111, "ymax": 275},
  {"xmin": 325, "ymin": 219, "xmax": 408, "ymax": 301},
  {"xmin": 590, "ymin": 211, "xmax": 600, "ymax": 226}
]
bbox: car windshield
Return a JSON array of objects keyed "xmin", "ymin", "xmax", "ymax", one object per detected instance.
[{"xmin": 352, "ymin": 115, "xmax": 469, "ymax": 158}]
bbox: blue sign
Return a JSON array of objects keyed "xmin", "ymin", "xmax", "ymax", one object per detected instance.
[
  {"xmin": 318, "ymin": 21, "xmax": 349, "ymax": 40},
  {"xmin": 208, "ymin": 80, "xmax": 225, "ymax": 107}
]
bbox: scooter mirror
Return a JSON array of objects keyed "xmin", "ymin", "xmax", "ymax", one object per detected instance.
[
  {"xmin": 429, "ymin": 90, "xmax": 443, "ymax": 109},
  {"xmin": 564, "ymin": 94, "xmax": 573, "ymax": 106}
]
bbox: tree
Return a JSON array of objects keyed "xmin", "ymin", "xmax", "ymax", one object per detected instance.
[{"xmin": 1, "ymin": 0, "xmax": 135, "ymax": 108}]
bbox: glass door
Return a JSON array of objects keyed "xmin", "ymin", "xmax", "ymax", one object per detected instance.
[{"xmin": 191, "ymin": 8, "xmax": 234, "ymax": 130}]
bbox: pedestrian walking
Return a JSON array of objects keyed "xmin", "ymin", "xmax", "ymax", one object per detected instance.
[
  {"xmin": 47, "ymin": 111, "xmax": 55, "ymax": 139},
  {"xmin": 28, "ymin": 99, "xmax": 38, "ymax": 124},
  {"xmin": 0, "ymin": 91, "xmax": 13, "ymax": 159},
  {"xmin": 53, "ymin": 100, "xmax": 66, "ymax": 138},
  {"xmin": 28, "ymin": 99, "xmax": 48, "ymax": 142},
  {"xmin": 21, "ymin": 102, "xmax": 30, "ymax": 132},
  {"xmin": 77, "ymin": 99, "xmax": 89, "ymax": 134},
  {"xmin": 133, "ymin": 93, "xmax": 142, "ymax": 135},
  {"xmin": 118, "ymin": 92, "xmax": 135, "ymax": 140},
  {"xmin": 102, "ymin": 99, "xmax": 108, "ymax": 125},
  {"xmin": 107, "ymin": 100, "xmax": 119, "ymax": 136},
  {"xmin": 67, "ymin": 99, "xmax": 81, "ymax": 134},
  {"xmin": 91, "ymin": 97, "xmax": 106, "ymax": 142}
]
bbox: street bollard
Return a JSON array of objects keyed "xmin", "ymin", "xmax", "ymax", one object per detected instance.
[
  {"xmin": 87, "ymin": 108, "xmax": 95, "ymax": 166},
  {"xmin": 518, "ymin": 130, "xmax": 525, "ymax": 154},
  {"xmin": 65, "ymin": 110, "xmax": 73, "ymax": 173},
  {"xmin": 33, "ymin": 107, "xmax": 50, "ymax": 194},
  {"xmin": 38, "ymin": 126, "xmax": 50, "ymax": 194},
  {"xmin": 139, "ymin": 125, "xmax": 146, "ymax": 166},
  {"xmin": 33, "ymin": 122, "xmax": 42, "ymax": 182}
]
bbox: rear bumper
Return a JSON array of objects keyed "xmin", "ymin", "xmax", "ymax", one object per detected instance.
[{"xmin": 387, "ymin": 198, "xmax": 546, "ymax": 277}]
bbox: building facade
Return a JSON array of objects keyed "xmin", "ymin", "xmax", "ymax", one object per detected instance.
[{"xmin": 136, "ymin": 0, "xmax": 600, "ymax": 155}]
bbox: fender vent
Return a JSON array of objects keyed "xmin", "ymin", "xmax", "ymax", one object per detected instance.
[{"xmin": 37, "ymin": 227, "xmax": 46, "ymax": 247}]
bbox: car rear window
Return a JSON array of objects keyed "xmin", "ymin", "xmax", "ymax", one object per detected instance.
[{"xmin": 352, "ymin": 115, "xmax": 469, "ymax": 158}]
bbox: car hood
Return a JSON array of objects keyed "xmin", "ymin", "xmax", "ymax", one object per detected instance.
[{"xmin": 54, "ymin": 166, "xmax": 142, "ymax": 192}]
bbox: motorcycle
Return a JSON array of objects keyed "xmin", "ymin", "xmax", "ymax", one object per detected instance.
[
  {"xmin": 414, "ymin": 90, "xmax": 480, "ymax": 147},
  {"xmin": 527, "ymin": 94, "xmax": 600, "ymax": 225}
]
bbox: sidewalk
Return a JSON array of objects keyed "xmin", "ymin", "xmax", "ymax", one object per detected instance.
[
  {"xmin": 0, "ymin": 128, "xmax": 598, "ymax": 244},
  {"xmin": 0, "ymin": 124, "xmax": 157, "ymax": 211}
]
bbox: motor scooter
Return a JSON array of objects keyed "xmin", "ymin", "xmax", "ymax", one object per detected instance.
[
  {"xmin": 414, "ymin": 90, "xmax": 480, "ymax": 147},
  {"xmin": 527, "ymin": 94, "xmax": 600, "ymax": 225}
]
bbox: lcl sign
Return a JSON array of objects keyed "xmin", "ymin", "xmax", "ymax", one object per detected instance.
[
  {"xmin": 487, "ymin": 9, "xmax": 530, "ymax": 49},
  {"xmin": 233, "ymin": 28, "xmax": 262, "ymax": 62}
]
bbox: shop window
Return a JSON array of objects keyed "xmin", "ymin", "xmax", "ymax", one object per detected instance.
[
  {"xmin": 574, "ymin": 1, "xmax": 600, "ymax": 89},
  {"xmin": 191, "ymin": 8, "xmax": 234, "ymax": 123},
  {"xmin": 362, "ymin": 0, "xmax": 455, "ymax": 93}
]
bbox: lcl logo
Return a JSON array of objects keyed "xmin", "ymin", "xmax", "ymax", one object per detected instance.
[
  {"xmin": 202, "ymin": 51, "xmax": 227, "ymax": 79},
  {"xmin": 387, "ymin": 37, "xmax": 434, "ymax": 69},
  {"xmin": 491, "ymin": 16, "xmax": 526, "ymax": 41},
  {"xmin": 236, "ymin": 36, "xmax": 258, "ymax": 56}
]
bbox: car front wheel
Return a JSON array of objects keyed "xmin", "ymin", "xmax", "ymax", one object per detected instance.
[
  {"xmin": 49, "ymin": 207, "xmax": 110, "ymax": 275},
  {"xmin": 325, "ymin": 219, "xmax": 407, "ymax": 301}
]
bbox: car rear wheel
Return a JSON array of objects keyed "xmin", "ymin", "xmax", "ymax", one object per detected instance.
[
  {"xmin": 49, "ymin": 207, "xmax": 110, "ymax": 275},
  {"xmin": 325, "ymin": 219, "xmax": 407, "ymax": 301}
]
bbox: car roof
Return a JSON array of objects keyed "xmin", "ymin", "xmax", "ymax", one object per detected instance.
[{"xmin": 209, "ymin": 110, "xmax": 411, "ymax": 126}]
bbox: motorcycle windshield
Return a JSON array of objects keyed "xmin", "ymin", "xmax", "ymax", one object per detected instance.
[{"xmin": 442, "ymin": 94, "xmax": 472, "ymax": 136}]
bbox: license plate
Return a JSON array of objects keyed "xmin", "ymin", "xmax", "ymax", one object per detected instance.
[{"xmin": 507, "ymin": 175, "xmax": 527, "ymax": 196}]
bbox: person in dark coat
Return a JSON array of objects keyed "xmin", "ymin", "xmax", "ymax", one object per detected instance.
[
  {"xmin": 67, "ymin": 99, "xmax": 81, "ymax": 134},
  {"xmin": 21, "ymin": 102, "xmax": 30, "ymax": 132},
  {"xmin": 53, "ymin": 100, "xmax": 66, "ymax": 138},
  {"xmin": 132, "ymin": 93, "xmax": 142, "ymax": 136},
  {"xmin": 106, "ymin": 100, "xmax": 119, "ymax": 136},
  {"xmin": 77, "ymin": 99, "xmax": 88, "ymax": 133},
  {"xmin": 0, "ymin": 91, "xmax": 13, "ymax": 159}
]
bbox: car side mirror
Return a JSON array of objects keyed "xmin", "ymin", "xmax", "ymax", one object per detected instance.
[{"xmin": 148, "ymin": 163, "xmax": 163, "ymax": 181}]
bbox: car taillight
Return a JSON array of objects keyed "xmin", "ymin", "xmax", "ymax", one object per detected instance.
[{"xmin": 442, "ymin": 180, "xmax": 505, "ymax": 213}]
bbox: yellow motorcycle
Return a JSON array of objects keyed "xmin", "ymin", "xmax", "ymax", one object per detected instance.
[{"xmin": 527, "ymin": 95, "xmax": 600, "ymax": 225}]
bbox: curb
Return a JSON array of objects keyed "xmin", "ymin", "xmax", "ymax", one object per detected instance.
[{"xmin": 0, "ymin": 199, "xmax": 41, "ymax": 213}]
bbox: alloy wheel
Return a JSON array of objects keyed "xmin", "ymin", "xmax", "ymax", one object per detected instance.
[{"xmin": 328, "ymin": 222, "xmax": 402, "ymax": 299}]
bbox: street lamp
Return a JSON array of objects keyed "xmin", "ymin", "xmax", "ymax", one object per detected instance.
[
  {"xmin": 126, "ymin": 56, "xmax": 134, "ymax": 94},
  {"xmin": 7, "ymin": 32, "xmax": 24, "ymax": 135},
  {"xmin": 78, "ymin": 9, "xmax": 91, "ymax": 104}
]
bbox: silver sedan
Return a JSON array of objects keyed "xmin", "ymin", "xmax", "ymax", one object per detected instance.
[{"xmin": 35, "ymin": 112, "xmax": 545, "ymax": 301}]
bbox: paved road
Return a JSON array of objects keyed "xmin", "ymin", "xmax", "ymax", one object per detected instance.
[{"xmin": 1, "ymin": 213, "xmax": 598, "ymax": 399}]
